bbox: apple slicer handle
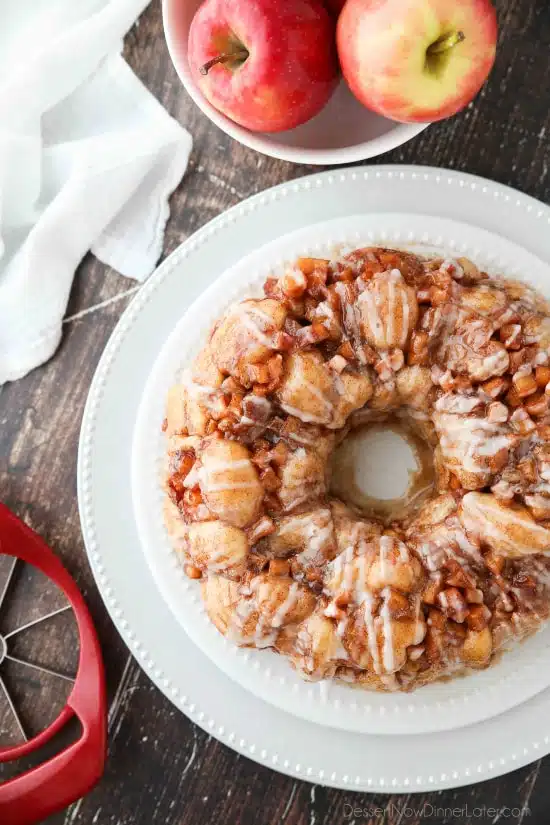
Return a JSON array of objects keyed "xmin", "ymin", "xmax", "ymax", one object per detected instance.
[{"xmin": 0, "ymin": 503, "xmax": 107, "ymax": 825}]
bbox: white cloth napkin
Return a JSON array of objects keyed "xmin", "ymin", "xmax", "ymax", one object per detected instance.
[{"xmin": 0, "ymin": 0, "xmax": 192, "ymax": 383}]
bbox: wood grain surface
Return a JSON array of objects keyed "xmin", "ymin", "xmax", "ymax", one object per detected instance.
[{"xmin": 1, "ymin": 0, "xmax": 549, "ymax": 822}]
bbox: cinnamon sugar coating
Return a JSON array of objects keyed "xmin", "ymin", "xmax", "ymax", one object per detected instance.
[{"xmin": 164, "ymin": 248, "xmax": 550, "ymax": 691}]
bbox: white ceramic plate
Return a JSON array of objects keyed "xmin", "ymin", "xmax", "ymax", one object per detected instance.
[
  {"xmin": 132, "ymin": 213, "xmax": 550, "ymax": 736},
  {"xmin": 162, "ymin": 0, "xmax": 426, "ymax": 165},
  {"xmin": 79, "ymin": 166, "xmax": 550, "ymax": 790}
]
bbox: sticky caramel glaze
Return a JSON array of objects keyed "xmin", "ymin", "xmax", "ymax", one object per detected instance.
[{"xmin": 164, "ymin": 246, "xmax": 550, "ymax": 692}]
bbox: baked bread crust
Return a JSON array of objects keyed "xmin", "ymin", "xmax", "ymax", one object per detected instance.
[{"xmin": 163, "ymin": 248, "xmax": 550, "ymax": 691}]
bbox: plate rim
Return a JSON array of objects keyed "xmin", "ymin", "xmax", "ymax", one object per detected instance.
[{"xmin": 78, "ymin": 164, "xmax": 550, "ymax": 792}]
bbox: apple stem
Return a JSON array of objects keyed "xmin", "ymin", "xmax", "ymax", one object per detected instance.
[
  {"xmin": 199, "ymin": 50, "xmax": 249, "ymax": 76},
  {"xmin": 427, "ymin": 30, "xmax": 465, "ymax": 55}
]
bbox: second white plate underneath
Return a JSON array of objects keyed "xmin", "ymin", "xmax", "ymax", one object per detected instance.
[{"xmin": 132, "ymin": 212, "xmax": 550, "ymax": 737}]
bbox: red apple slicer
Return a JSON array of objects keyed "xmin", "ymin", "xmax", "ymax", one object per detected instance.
[{"xmin": 0, "ymin": 502, "xmax": 107, "ymax": 825}]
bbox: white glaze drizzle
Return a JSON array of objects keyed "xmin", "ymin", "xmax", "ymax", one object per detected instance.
[
  {"xmin": 362, "ymin": 591, "xmax": 381, "ymax": 674},
  {"xmin": 462, "ymin": 494, "xmax": 550, "ymax": 555},
  {"xmin": 380, "ymin": 587, "xmax": 395, "ymax": 673},
  {"xmin": 271, "ymin": 583, "xmax": 300, "ymax": 628},
  {"xmin": 301, "ymin": 377, "xmax": 334, "ymax": 413},
  {"xmin": 296, "ymin": 513, "xmax": 334, "ymax": 566},
  {"xmin": 358, "ymin": 287, "xmax": 384, "ymax": 345},
  {"xmin": 181, "ymin": 368, "xmax": 220, "ymax": 401},
  {"xmin": 234, "ymin": 304, "xmax": 277, "ymax": 349},
  {"xmin": 280, "ymin": 403, "xmax": 328, "ymax": 425},
  {"xmin": 434, "ymin": 398, "xmax": 512, "ymax": 476},
  {"xmin": 285, "ymin": 429, "xmax": 317, "ymax": 446},
  {"xmin": 199, "ymin": 458, "xmax": 258, "ymax": 494}
]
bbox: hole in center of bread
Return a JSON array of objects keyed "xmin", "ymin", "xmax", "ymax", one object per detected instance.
[{"xmin": 330, "ymin": 416, "xmax": 435, "ymax": 524}]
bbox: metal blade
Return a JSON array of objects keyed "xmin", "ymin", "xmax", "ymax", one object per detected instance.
[
  {"xmin": 4, "ymin": 604, "xmax": 72, "ymax": 640},
  {"xmin": 6, "ymin": 655, "xmax": 75, "ymax": 683},
  {"xmin": 0, "ymin": 672, "xmax": 27, "ymax": 741}
]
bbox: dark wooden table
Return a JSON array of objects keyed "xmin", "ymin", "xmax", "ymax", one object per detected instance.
[{"xmin": 1, "ymin": 0, "xmax": 549, "ymax": 822}]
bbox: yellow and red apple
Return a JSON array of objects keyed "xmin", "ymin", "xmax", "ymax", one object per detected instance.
[
  {"xmin": 337, "ymin": 0, "xmax": 498, "ymax": 123},
  {"xmin": 188, "ymin": 0, "xmax": 339, "ymax": 133}
]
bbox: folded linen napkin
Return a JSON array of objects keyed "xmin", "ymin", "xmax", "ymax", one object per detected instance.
[{"xmin": 0, "ymin": 0, "xmax": 192, "ymax": 383}]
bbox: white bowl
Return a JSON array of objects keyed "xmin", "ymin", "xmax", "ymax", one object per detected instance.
[{"xmin": 162, "ymin": 0, "xmax": 427, "ymax": 165}]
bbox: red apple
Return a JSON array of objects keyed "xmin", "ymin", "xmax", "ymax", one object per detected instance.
[
  {"xmin": 188, "ymin": 0, "xmax": 339, "ymax": 133},
  {"xmin": 324, "ymin": 0, "xmax": 347, "ymax": 15},
  {"xmin": 337, "ymin": 0, "xmax": 497, "ymax": 123}
]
